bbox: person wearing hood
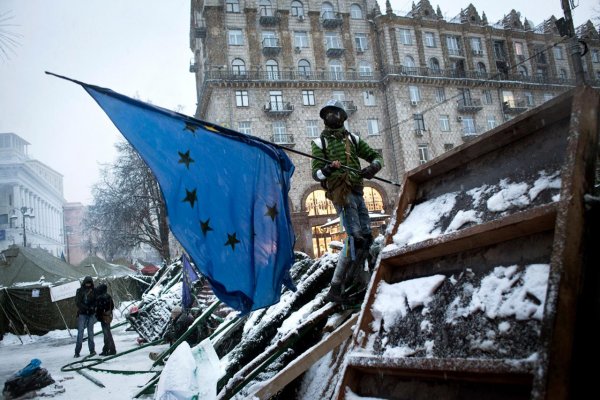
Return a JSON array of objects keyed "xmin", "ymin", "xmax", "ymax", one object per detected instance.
[
  {"xmin": 311, "ymin": 100, "xmax": 384, "ymax": 303},
  {"xmin": 74, "ymin": 276, "xmax": 97, "ymax": 357},
  {"xmin": 95, "ymin": 283, "xmax": 116, "ymax": 356}
]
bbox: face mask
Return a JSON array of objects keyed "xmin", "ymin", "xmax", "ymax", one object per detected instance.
[{"xmin": 324, "ymin": 110, "xmax": 345, "ymax": 129}]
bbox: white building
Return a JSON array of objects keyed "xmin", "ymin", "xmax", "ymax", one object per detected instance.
[{"xmin": 0, "ymin": 132, "xmax": 66, "ymax": 255}]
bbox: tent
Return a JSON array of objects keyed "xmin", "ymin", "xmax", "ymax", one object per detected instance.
[{"xmin": 0, "ymin": 246, "xmax": 143, "ymax": 337}]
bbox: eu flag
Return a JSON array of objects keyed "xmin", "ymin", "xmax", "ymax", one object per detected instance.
[
  {"xmin": 181, "ymin": 254, "xmax": 199, "ymax": 309},
  {"xmin": 48, "ymin": 73, "xmax": 296, "ymax": 314}
]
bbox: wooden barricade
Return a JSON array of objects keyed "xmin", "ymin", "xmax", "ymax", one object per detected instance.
[{"xmin": 333, "ymin": 86, "xmax": 599, "ymax": 400}]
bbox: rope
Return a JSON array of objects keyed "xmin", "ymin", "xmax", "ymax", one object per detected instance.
[
  {"xmin": 55, "ymin": 303, "xmax": 72, "ymax": 338},
  {"xmin": 0, "ymin": 299, "xmax": 23, "ymax": 344},
  {"xmin": 3, "ymin": 288, "xmax": 32, "ymax": 338}
]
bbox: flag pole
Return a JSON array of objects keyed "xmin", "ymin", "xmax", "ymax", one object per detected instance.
[{"xmin": 45, "ymin": 71, "xmax": 401, "ymax": 187}]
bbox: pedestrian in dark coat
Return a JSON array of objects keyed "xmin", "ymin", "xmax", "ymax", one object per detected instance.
[
  {"xmin": 95, "ymin": 283, "xmax": 116, "ymax": 356},
  {"xmin": 74, "ymin": 276, "xmax": 96, "ymax": 357}
]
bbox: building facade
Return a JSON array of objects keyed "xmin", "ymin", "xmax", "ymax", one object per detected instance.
[
  {"xmin": 189, "ymin": 0, "xmax": 599, "ymax": 257},
  {"xmin": 0, "ymin": 133, "xmax": 66, "ymax": 256}
]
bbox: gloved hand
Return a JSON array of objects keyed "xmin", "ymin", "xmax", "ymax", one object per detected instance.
[
  {"xmin": 321, "ymin": 161, "xmax": 341, "ymax": 177},
  {"xmin": 361, "ymin": 162, "xmax": 381, "ymax": 179}
]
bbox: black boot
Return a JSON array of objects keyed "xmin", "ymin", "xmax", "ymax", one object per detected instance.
[{"xmin": 325, "ymin": 283, "xmax": 344, "ymax": 303}]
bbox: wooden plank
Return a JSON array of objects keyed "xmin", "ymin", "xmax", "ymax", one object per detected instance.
[
  {"xmin": 539, "ymin": 86, "xmax": 600, "ymax": 400},
  {"xmin": 251, "ymin": 314, "xmax": 358, "ymax": 400},
  {"xmin": 382, "ymin": 203, "xmax": 557, "ymax": 267},
  {"xmin": 386, "ymin": 175, "xmax": 417, "ymax": 244}
]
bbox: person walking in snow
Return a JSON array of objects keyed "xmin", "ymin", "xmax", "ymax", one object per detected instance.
[
  {"xmin": 95, "ymin": 283, "xmax": 116, "ymax": 356},
  {"xmin": 74, "ymin": 276, "xmax": 97, "ymax": 357},
  {"xmin": 311, "ymin": 99, "xmax": 384, "ymax": 303}
]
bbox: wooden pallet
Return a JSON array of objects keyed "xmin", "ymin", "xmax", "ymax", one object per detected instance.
[{"xmin": 333, "ymin": 86, "xmax": 599, "ymax": 400}]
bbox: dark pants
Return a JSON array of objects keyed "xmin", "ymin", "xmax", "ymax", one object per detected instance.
[
  {"xmin": 74, "ymin": 314, "xmax": 96, "ymax": 355},
  {"xmin": 100, "ymin": 321, "xmax": 116, "ymax": 354}
]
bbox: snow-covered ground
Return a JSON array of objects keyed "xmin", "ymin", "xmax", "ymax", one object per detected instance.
[{"xmin": 0, "ymin": 316, "xmax": 169, "ymax": 399}]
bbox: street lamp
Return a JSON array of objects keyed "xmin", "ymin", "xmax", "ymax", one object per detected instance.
[{"xmin": 10, "ymin": 207, "xmax": 35, "ymax": 247}]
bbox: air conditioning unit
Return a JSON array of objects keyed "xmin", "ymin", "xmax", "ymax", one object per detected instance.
[
  {"xmin": 457, "ymin": 116, "xmax": 463, "ymax": 122},
  {"xmin": 298, "ymin": 15, "xmax": 305, "ymax": 22},
  {"xmin": 414, "ymin": 129, "xmax": 424, "ymax": 137},
  {"xmin": 410, "ymin": 100, "xmax": 419, "ymax": 107},
  {"xmin": 294, "ymin": 46, "xmax": 301, "ymax": 54},
  {"xmin": 472, "ymin": 50, "xmax": 483, "ymax": 56}
]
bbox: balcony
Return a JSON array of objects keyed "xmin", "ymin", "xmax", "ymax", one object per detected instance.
[
  {"xmin": 472, "ymin": 49, "xmax": 484, "ymax": 57},
  {"xmin": 326, "ymin": 46, "xmax": 345, "ymax": 58},
  {"xmin": 203, "ymin": 69, "xmax": 381, "ymax": 82},
  {"xmin": 189, "ymin": 62, "xmax": 198, "ymax": 73},
  {"xmin": 461, "ymin": 127, "xmax": 479, "ymax": 141},
  {"xmin": 448, "ymin": 48, "xmax": 464, "ymax": 58},
  {"xmin": 271, "ymin": 134, "xmax": 295, "ymax": 146},
  {"xmin": 503, "ymin": 99, "xmax": 528, "ymax": 114},
  {"xmin": 457, "ymin": 98, "xmax": 483, "ymax": 113},
  {"xmin": 193, "ymin": 21, "xmax": 206, "ymax": 38},
  {"xmin": 341, "ymin": 101, "xmax": 357, "ymax": 115},
  {"xmin": 262, "ymin": 37, "xmax": 281, "ymax": 57},
  {"xmin": 414, "ymin": 128, "xmax": 427, "ymax": 137},
  {"xmin": 264, "ymin": 101, "xmax": 294, "ymax": 116},
  {"xmin": 321, "ymin": 11, "xmax": 343, "ymax": 28},
  {"xmin": 259, "ymin": 8, "xmax": 280, "ymax": 26}
]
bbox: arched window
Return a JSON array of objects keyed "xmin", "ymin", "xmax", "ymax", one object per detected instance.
[
  {"xmin": 358, "ymin": 61, "xmax": 372, "ymax": 77},
  {"xmin": 428, "ymin": 57, "xmax": 440, "ymax": 72},
  {"xmin": 329, "ymin": 60, "xmax": 343, "ymax": 80},
  {"xmin": 298, "ymin": 59, "xmax": 311, "ymax": 76},
  {"xmin": 225, "ymin": 0, "xmax": 240, "ymax": 13},
  {"xmin": 306, "ymin": 189, "xmax": 336, "ymax": 216},
  {"xmin": 477, "ymin": 62, "xmax": 487, "ymax": 76},
  {"xmin": 266, "ymin": 59, "xmax": 279, "ymax": 80},
  {"xmin": 363, "ymin": 187, "xmax": 384, "ymax": 212},
  {"xmin": 350, "ymin": 4, "xmax": 363, "ymax": 19},
  {"xmin": 518, "ymin": 65, "xmax": 528, "ymax": 76},
  {"xmin": 321, "ymin": 2, "xmax": 334, "ymax": 19},
  {"xmin": 231, "ymin": 58, "xmax": 246, "ymax": 75},
  {"xmin": 291, "ymin": 1, "xmax": 304, "ymax": 17},
  {"xmin": 259, "ymin": 0, "xmax": 273, "ymax": 17}
]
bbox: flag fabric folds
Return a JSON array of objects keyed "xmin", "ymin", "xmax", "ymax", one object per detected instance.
[
  {"xmin": 181, "ymin": 254, "xmax": 199, "ymax": 309},
  {"xmin": 70, "ymin": 78, "xmax": 296, "ymax": 314}
]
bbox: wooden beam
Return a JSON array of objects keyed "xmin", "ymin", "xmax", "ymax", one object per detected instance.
[{"xmin": 251, "ymin": 314, "xmax": 358, "ymax": 400}]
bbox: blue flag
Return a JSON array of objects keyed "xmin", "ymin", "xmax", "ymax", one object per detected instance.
[
  {"xmin": 181, "ymin": 254, "xmax": 199, "ymax": 309},
  {"xmin": 52, "ymin": 74, "xmax": 296, "ymax": 314}
]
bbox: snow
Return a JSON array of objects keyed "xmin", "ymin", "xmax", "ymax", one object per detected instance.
[
  {"xmin": 345, "ymin": 387, "xmax": 387, "ymax": 399},
  {"xmin": 370, "ymin": 275, "xmax": 446, "ymax": 332},
  {"xmin": 0, "ymin": 315, "xmax": 168, "ymax": 399},
  {"xmin": 383, "ymin": 170, "xmax": 562, "ymax": 252}
]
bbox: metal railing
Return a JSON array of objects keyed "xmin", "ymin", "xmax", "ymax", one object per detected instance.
[
  {"xmin": 457, "ymin": 98, "xmax": 483, "ymax": 112},
  {"xmin": 264, "ymin": 101, "xmax": 294, "ymax": 114},
  {"xmin": 271, "ymin": 134, "xmax": 295, "ymax": 145}
]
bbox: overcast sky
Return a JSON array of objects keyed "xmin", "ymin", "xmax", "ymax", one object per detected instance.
[{"xmin": 0, "ymin": 0, "xmax": 595, "ymax": 205}]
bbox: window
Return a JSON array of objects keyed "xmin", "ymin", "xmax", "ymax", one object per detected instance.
[
  {"xmin": 306, "ymin": 120, "xmax": 319, "ymax": 137},
  {"xmin": 514, "ymin": 42, "xmax": 524, "ymax": 57},
  {"xmin": 444, "ymin": 143, "xmax": 454, "ymax": 151},
  {"xmin": 269, "ymin": 90, "xmax": 284, "ymax": 111},
  {"xmin": 483, "ymin": 90, "xmax": 493, "ymax": 105},
  {"xmin": 409, "ymin": 86, "xmax": 421, "ymax": 102},
  {"xmin": 238, "ymin": 121, "xmax": 252, "ymax": 134},
  {"xmin": 266, "ymin": 59, "xmax": 279, "ymax": 80},
  {"xmin": 231, "ymin": 58, "xmax": 246, "ymax": 75},
  {"xmin": 404, "ymin": 56, "xmax": 416, "ymax": 74},
  {"xmin": 262, "ymin": 31, "xmax": 278, "ymax": 47},
  {"xmin": 518, "ymin": 65, "xmax": 528, "ymax": 77},
  {"xmin": 476, "ymin": 62, "xmax": 487, "ymax": 76},
  {"xmin": 329, "ymin": 60, "xmax": 343, "ymax": 80},
  {"xmin": 524, "ymin": 92, "xmax": 535, "ymax": 106},
  {"xmin": 235, "ymin": 90, "xmax": 249, "ymax": 107},
  {"xmin": 350, "ymin": 4, "xmax": 363, "ymax": 19},
  {"xmin": 471, "ymin": 37, "xmax": 482, "ymax": 54},
  {"xmin": 439, "ymin": 115, "xmax": 450, "ymax": 131},
  {"xmin": 446, "ymin": 35, "xmax": 461, "ymax": 56},
  {"xmin": 424, "ymin": 32, "xmax": 436, "ymax": 47},
  {"xmin": 228, "ymin": 29, "xmax": 243, "ymax": 46},
  {"xmin": 494, "ymin": 41, "xmax": 507, "ymax": 60},
  {"xmin": 435, "ymin": 87, "xmax": 445, "ymax": 103},
  {"xmin": 226, "ymin": 0, "xmax": 240, "ymax": 13},
  {"xmin": 272, "ymin": 121, "xmax": 288, "ymax": 143},
  {"xmin": 418, "ymin": 144, "xmax": 429, "ymax": 164},
  {"xmin": 358, "ymin": 62, "xmax": 372, "ymax": 77},
  {"xmin": 429, "ymin": 57, "xmax": 440, "ymax": 73},
  {"xmin": 399, "ymin": 29, "xmax": 412, "ymax": 45},
  {"xmin": 462, "ymin": 117, "xmax": 476, "ymax": 134},
  {"xmin": 325, "ymin": 32, "xmax": 342, "ymax": 49},
  {"xmin": 302, "ymin": 90, "xmax": 315, "ymax": 105},
  {"xmin": 535, "ymin": 45, "xmax": 547, "ymax": 64},
  {"xmin": 413, "ymin": 114, "xmax": 425, "ymax": 131},
  {"xmin": 559, "ymin": 69, "xmax": 568, "ymax": 80},
  {"xmin": 355, "ymin": 33, "xmax": 368, "ymax": 52},
  {"xmin": 367, "ymin": 119, "xmax": 380, "ymax": 135},
  {"xmin": 298, "ymin": 59, "xmax": 311, "ymax": 76},
  {"xmin": 291, "ymin": 0, "xmax": 304, "ymax": 17},
  {"xmin": 321, "ymin": 2, "xmax": 335, "ymax": 19},
  {"xmin": 363, "ymin": 90, "xmax": 376, "ymax": 106},
  {"xmin": 487, "ymin": 115, "xmax": 497, "ymax": 130},
  {"xmin": 553, "ymin": 46, "xmax": 564, "ymax": 60},
  {"xmin": 294, "ymin": 31, "xmax": 309, "ymax": 48},
  {"xmin": 593, "ymin": 50, "xmax": 600, "ymax": 63},
  {"xmin": 259, "ymin": 0, "xmax": 273, "ymax": 17},
  {"xmin": 332, "ymin": 91, "xmax": 345, "ymax": 102}
]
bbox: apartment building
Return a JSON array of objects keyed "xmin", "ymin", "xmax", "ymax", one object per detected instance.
[{"xmin": 189, "ymin": 0, "xmax": 599, "ymax": 257}]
